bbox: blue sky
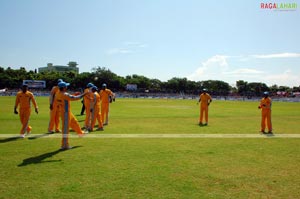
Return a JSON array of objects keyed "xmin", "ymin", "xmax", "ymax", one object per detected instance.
[{"xmin": 0, "ymin": 0, "xmax": 299, "ymax": 87}]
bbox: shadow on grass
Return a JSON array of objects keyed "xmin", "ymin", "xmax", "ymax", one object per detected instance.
[
  {"xmin": 196, "ymin": 123, "xmax": 209, "ymax": 127},
  {"xmin": 2, "ymin": 131, "xmax": 62, "ymax": 143},
  {"xmin": 0, "ymin": 136, "xmax": 22, "ymax": 143},
  {"xmin": 28, "ymin": 132, "xmax": 56, "ymax": 140},
  {"xmin": 262, "ymin": 132, "xmax": 275, "ymax": 137},
  {"xmin": 18, "ymin": 146, "xmax": 82, "ymax": 167}
]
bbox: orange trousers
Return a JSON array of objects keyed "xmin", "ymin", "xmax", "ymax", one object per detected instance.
[
  {"xmin": 91, "ymin": 106, "xmax": 103, "ymax": 130},
  {"xmin": 19, "ymin": 108, "xmax": 32, "ymax": 135},
  {"xmin": 84, "ymin": 104, "xmax": 92, "ymax": 129},
  {"xmin": 199, "ymin": 106, "xmax": 209, "ymax": 124},
  {"xmin": 61, "ymin": 111, "xmax": 84, "ymax": 148},
  {"xmin": 101, "ymin": 103, "xmax": 109, "ymax": 124},
  {"xmin": 48, "ymin": 105, "xmax": 60, "ymax": 132},
  {"xmin": 261, "ymin": 110, "xmax": 272, "ymax": 132}
]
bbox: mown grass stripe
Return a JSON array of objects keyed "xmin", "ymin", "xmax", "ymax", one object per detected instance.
[{"xmin": 1, "ymin": 134, "xmax": 300, "ymax": 138}]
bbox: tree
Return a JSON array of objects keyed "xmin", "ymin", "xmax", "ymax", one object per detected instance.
[
  {"xmin": 124, "ymin": 74, "xmax": 151, "ymax": 91},
  {"xmin": 166, "ymin": 77, "xmax": 181, "ymax": 93},
  {"xmin": 292, "ymin": 86, "xmax": 300, "ymax": 92},
  {"xmin": 269, "ymin": 84, "xmax": 279, "ymax": 93},
  {"xmin": 186, "ymin": 80, "xmax": 197, "ymax": 94},
  {"xmin": 72, "ymin": 72, "xmax": 92, "ymax": 90},
  {"xmin": 278, "ymin": 86, "xmax": 290, "ymax": 92},
  {"xmin": 92, "ymin": 67, "xmax": 119, "ymax": 89},
  {"xmin": 149, "ymin": 79, "xmax": 162, "ymax": 92},
  {"xmin": 1, "ymin": 65, "xmax": 298, "ymax": 95},
  {"xmin": 248, "ymin": 82, "xmax": 269, "ymax": 96},
  {"xmin": 236, "ymin": 80, "xmax": 248, "ymax": 96}
]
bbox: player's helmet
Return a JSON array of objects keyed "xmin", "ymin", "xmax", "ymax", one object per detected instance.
[
  {"xmin": 202, "ymin": 88, "xmax": 207, "ymax": 92},
  {"xmin": 102, "ymin": 83, "xmax": 107, "ymax": 87},
  {"xmin": 58, "ymin": 82, "xmax": 70, "ymax": 88},
  {"xmin": 57, "ymin": 79, "xmax": 63, "ymax": 83},
  {"xmin": 87, "ymin": 83, "xmax": 94, "ymax": 88},
  {"xmin": 92, "ymin": 86, "xmax": 98, "ymax": 92},
  {"xmin": 263, "ymin": 91, "xmax": 269, "ymax": 96},
  {"xmin": 21, "ymin": 84, "xmax": 28, "ymax": 90}
]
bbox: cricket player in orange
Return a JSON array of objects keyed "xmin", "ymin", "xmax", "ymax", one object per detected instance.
[
  {"xmin": 99, "ymin": 83, "xmax": 115, "ymax": 125},
  {"xmin": 91, "ymin": 86, "xmax": 104, "ymax": 131},
  {"xmin": 198, "ymin": 88, "xmax": 212, "ymax": 126},
  {"xmin": 48, "ymin": 79, "xmax": 63, "ymax": 133},
  {"xmin": 56, "ymin": 81, "xmax": 87, "ymax": 150},
  {"xmin": 83, "ymin": 83, "xmax": 94, "ymax": 131},
  {"xmin": 258, "ymin": 91, "xmax": 272, "ymax": 134},
  {"xmin": 14, "ymin": 84, "xmax": 38, "ymax": 138}
]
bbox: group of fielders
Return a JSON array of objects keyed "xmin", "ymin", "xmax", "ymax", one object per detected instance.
[
  {"xmin": 14, "ymin": 79, "xmax": 115, "ymax": 150},
  {"xmin": 14, "ymin": 80, "xmax": 272, "ymax": 149}
]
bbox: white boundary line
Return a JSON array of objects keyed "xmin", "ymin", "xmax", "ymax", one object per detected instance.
[{"xmin": 1, "ymin": 134, "xmax": 300, "ymax": 138}]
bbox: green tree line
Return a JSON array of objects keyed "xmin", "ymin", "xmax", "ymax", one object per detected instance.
[{"xmin": 0, "ymin": 66, "xmax": 299, "ymax": 96}]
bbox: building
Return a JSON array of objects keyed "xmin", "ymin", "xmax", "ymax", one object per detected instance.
[{"xmin": 38, "ymin": 61, "xmax": 79, "ymax": 74}]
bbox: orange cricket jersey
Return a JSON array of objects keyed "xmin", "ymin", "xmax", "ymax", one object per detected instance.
[
  {"xmin": 15, "ymin": 91, "xmax": 38, "ymax": 109},
  {"xmin": 199, "ymin": 93, "xmax": 212, "ymax": 107},
  {"xmin": 83, "ymin": 88, "xmax": 93, "ymax": 106},
  {"xmin": 56, "ymin": 91, "xmax": 82, "ymax": 113},
  {"xmin": 49, "ymin": 86, "xmax": 59, "ymax": 105},
  {"xmin": 260, "ymin": 97, "xmax": 272, "ymax": 110},
  {"xmin": 94, "ymin": 92, "xmax": 101, "ymax": 107},
  {"xmin": 99, "ymin": 89, "xmax": 113, "ymax": 103}
]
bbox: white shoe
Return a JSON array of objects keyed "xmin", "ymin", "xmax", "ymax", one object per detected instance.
[
  {"xmin": 20, "ymin": 134, "xmax": 25, "ymax": 138},
  {"xmin": 78, "ymin": 132, "xmax": 85, "ymax": 137}
]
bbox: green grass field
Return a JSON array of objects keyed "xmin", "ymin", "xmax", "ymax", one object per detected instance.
[{"xmin": 1, "ymin": 96, "xmax": 300, "ymax": 198}]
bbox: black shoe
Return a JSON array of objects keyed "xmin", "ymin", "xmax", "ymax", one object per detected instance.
[
  {"xmin": 60, "ymin": 146, "xmax": 73, "ymax": 150},
  {"xmin": 96, "ymin": 127, "xmax": 104, "ymax": 131}
]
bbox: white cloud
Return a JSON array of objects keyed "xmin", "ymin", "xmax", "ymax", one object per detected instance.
[
  {"xmin": 187, "ymin": 54, "xmax": 300, "ymax": 87},
  {"xmin": 123, "ymin": 41, "xmax": 140, "ymax": 46},
  {"xmin": 187, "ymin": 55, "xmax": 262, "ymax": 82},
  {"xmin": 106, "ymin": 48, "xmax": 133, "ymax": 55},
  {"xmin": 263, "ymin": 69, "xmax": 300, "ymax": 87},
  {"xmin": 106, "ymin": 41, "xmax": 147, "ymax": 55},
  {"xmin": 224, "ymin": 68, "xmax": 264, "ymax": 75},
  {"xmin": 203, "ymin": 55, "xmax": 229, "ymax": 67},
  {"xmin": 252, "ymin": 53, "xmax": 300, "ymax": 59},
  {"xmin": 187, "ymin": 55, "xmax": 229, "ymax": 80},
  {"xmin": 123, "ymin": 41, "xmax": 148, "ymax": 48}
]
